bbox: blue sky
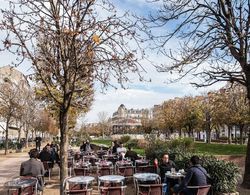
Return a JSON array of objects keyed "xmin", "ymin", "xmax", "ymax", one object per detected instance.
[{"xmin": 0, "ymin": 0, "xmax": 224, "ymax": 123}]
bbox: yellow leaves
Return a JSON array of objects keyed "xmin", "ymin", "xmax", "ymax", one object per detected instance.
[{"xmin": 92, "ymin": 34, "xmax": 100, "ymax": 44}]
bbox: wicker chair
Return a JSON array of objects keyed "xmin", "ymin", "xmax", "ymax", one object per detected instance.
[
  {"xmin": 74, "ymin": 168, "xmax": 90, "ymax": 176},
  {"xmin": 138, "ymin": 184, "xmax": 165, "ymax": 195},
  {"xmin": 99, "ymin": 186, "xmax": 127, "ymax": 195},
  {"xmin": 186, "ymin": 185, "xmax": 211, "ymax": 195},
  {"xmin": 136, "ymin": 165, "xmax": 155, "ymax": 173}
]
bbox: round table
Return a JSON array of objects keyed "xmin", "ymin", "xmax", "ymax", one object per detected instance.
[
  {"xmin": 95, "ymin": 161, "xmax": 113, "ymax": 167},
  {"xmin": 116, "ymin": 160, "xmax": 132, "ymax": 166},
  {"xmin": 67, "ymin": 176, "xmax": 95, "ymax": 185},
  {"xmin": 5, "ymin": 177, "xmax": 37, "ymax": 194},
  {"xmin": 133, "ymin": 173, "xmax": 160, "ymax": 182},
  {"xmin": 135, "ymin": 159, "xmax": 149, "ymax": 166},
  {"xmin": 165, "ymin": 172, "xmax": 185, "ymax": 180},
  {"xmin": 98, "ymin": 175, "xmax": 125, "ymax": 185},
  {"xmin": 74, "ymin": 162, "xmax": 91, "ymax": 168}
]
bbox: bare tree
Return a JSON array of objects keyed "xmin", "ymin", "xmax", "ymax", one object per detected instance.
[
  {"xmin": 0, "ymin": 79, "xmax": 25, "ymax": 154},
  {"xmin": 1, "ymin": 0, "xmax": 144, "ymax": 193},
  {"xmin": 143, "ymin": 0, "xmax": 250, "ymax": 188},
  {"xmin": 98, "ymin": 111, "xmax": 110, "ymax": 138}
]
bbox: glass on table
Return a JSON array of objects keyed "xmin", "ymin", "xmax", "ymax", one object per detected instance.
[{"xmin": 171, "ymin": 168, "xmax": 176, "ymax": 174}]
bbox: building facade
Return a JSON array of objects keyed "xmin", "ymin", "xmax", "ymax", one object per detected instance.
[
  {"xmin": 111, "ymin": 104, "xmax": 151, "ymax": 134},
  {"xmin": 0, "ymin": 66, "xmax": 30, "ymax": 141}
]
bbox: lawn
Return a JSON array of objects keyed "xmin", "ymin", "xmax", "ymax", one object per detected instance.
[
  {"xmin": 91, "ymin": 139, "xmax": 112, "ymax": 146},
  {"xmin": 194, "ymin": 142, "xmax": 247, "ymax": 155},
  {"xmin": 92, "ymin": 139, "xmax": 247, "ymax": 156}
]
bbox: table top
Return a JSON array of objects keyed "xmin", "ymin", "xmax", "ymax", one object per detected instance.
[
  {"xmin": 116, "ymin": 160, "xmax": 133, "ymax": 166},
  {"xmin": 103, "ymin": 154, "xmax": 117, "ymax": 158},
  {"xmin": 135, "ymin": 159, "xmax": 149, "ymax": 164},
  {"xmin": 83, "ymin": 155, "xmax": 97, "ymax": 159},
  {"xmin": 95, "ymin": 161, "xmax": 113, "ymax": 167},
  {"xmin": 74, "ymin": 162, "xmax": 91, "ymax": 168},
  {"xmin": 5, "ymin": 178, "xmax": 37, "ymax": 189},
  {"xmin": 67, "ymin": 176, "xmax": 95, "ymax": 184},
  {"xmin": 99, "ymin": 175, "xmax": 125, "ymax": 183},
  {"xmin": 165, "ymin": 172, "xmax": 185, "ymax": 179},
  {"xmin": 133, "ymin": 173, "xmax": 160, "ymax": 182}
]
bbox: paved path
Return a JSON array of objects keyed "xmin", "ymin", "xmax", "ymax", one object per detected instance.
[{"xmin": 0, "ymin": 152, "xmax": 29, "ymax": 186}]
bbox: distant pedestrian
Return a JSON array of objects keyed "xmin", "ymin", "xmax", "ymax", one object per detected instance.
[{"xmin": 35, "ymin": 136, "xmax": 42, "ymax": 151}]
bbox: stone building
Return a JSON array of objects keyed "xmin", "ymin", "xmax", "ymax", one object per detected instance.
[
  {"xmin": 0, "ymin": 65, "xmax": 30, "ymax": 140},
  {"xmin": 111, "ymin": 104, "xmax": 151, "ymax": 134}
]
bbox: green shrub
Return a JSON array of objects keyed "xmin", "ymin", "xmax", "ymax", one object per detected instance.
[
  {"xmin": 119, "ymin": 135, "xmax": 131, "ymax": 144},
  {"xmin": 126, "ymin": 139, "xmax": 138, "ymax": 148},
  {"xmin": 145, "ymin": 138, "xmax": 169, "ymax": 161},
  {"xmin": 169, "ymin": 137, "xmax": 194, "ymax": 152},
  {"xmin": 144, "ymin": 137, "xmax": 240, "ymax": 193},
  {"xmin": 201, "ymin": 156, "xmax": 240, "ymax": 193}
]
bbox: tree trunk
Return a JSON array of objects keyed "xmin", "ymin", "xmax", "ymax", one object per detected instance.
[
  {"xmin": 4, "ymin": 117, "xmax": 10, "ymax": 155},
  {"xmin": 239, "ymin": 124, "xmax": 244, "ymax": 145},
  {"xmin": 206, "ymin": 129, "xmax": 211, "ymax": 143},
  {"xmin": 59, "ymin": 107, "xmax": 69, "ymax": 195},
  {"xmin": 242, "ymin": 132, "xmax": 250, "ymax": 188},
  {"xmin": 228, "ymin": 125, "xmax": 232, "ymax": 144},
  {"xmin": 25, "ymin": 125, "xmax": 29, "ymax": 148},
  {"xmin": 179, "ymin": 129, "xmax": 182, "ymax": 137},
  {"xmin": 234, "ymin": 126, "xmax": 237, "ymax": 144},
  {"xmin": 17, "ymin": 128, "xmax": 21, "ymax": 143},
  {"xmin": 242, "ymin": 84, "xmax": 250, "ymax": 188}
]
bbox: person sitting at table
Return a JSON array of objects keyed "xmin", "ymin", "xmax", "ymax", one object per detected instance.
[
  {"xmin": 39, "ymin": 145, "xmax": 54, "ymax": 176},
  {"xmin": 155, "ymin": 153, "xmax": 177, "ymax": 182},
  {"xmin": 173, "ymin": 155, "xmax": 209, "ymax": 195},
  {"xmin": 50, "ymin": 141, "xmax": 60, "ymax": 165},
  {"xmin": 80, "ymin": 140, "xmax": 93, "ymax": 152},
  {"xmin": 117, "ymin": 143, "xmax": 127, "ymax": 159},
  {"xmin": 20, "ymin": 148, "xmax": 45, "ymax": 191},
  {"xmin": 74, "ymin": 151, "xmax": 82, "ymax": 162},
  {"xmin": 125, "ymin": 146, "xmax": 138, "ymax": 163},
  {"xmin": 80, "ymin": 141, "xmax": 86, "ymax": 152},
  {"xmin": 111, "ymin": 140, "xmax": 119, "ymax": 154}
]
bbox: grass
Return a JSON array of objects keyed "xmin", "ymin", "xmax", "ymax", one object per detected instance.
[
  {"xmin": 91, "ymin": 139, "xmax": 112, "ymax": 146},
  {"xmin": 194, "ymin": 142, "xmax": 247, "ymax": 155},
  {"xmin": 92, "ymin": 139, "xmax": 247, "ymax": 156}
]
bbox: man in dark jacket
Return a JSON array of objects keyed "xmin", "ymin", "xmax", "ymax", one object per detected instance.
[
  {"xmin": 156, "ymin": 153, "xmax": 177, "ymax": 182},
  {"xmin": 112, "ymin": 140, "xmax": 120, "ymax": 154},
  {"xmin": 173, "ymin": 155, "xmax": 208, "ymax": 195},
  {"xmin": 35, "ymin": 136, "xmax": 42, "ymax": 151},
  {"xmin": 80, "ymin": 140, "xmax": 93, "ymax": 152},
  {"xmin": 125, "ymin": 146, "xmax": 138, "ymax": 163}
]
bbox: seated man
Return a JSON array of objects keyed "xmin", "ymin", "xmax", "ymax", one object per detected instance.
[
  {"xmin": 80, "ymin": 140, "xmax": 93, "ymax": 152},
  {"xmin": 111, "ymin": 140, "xmax": 119, "ymax": 154},
  {"xmin": 125, "ymin": 146, "xmax": 138, "ymax": 163},
  {"xmin": 173, "ymin": 155, "xmax": 208, "ymax": 195},
  {"xmin": 155, "ymin": 153, "xmax": 177, "ymax": 182},
  {"xmin": 80, "ymin": 141, "xmax": 86, "ymax": 152},
  {"xmin": 39, "ymin": 145, "xmax": 54, "ymax": 165},
  {"xmin": 20, "ymin": 148, "xmax": 45, "ymax": 191}
]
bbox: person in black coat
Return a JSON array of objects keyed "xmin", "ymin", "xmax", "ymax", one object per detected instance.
[
  {"xmin": 35, "ymin": 136, "xmax": 42, "ymax": 151},
  {"xmin": 125, "ymin": 146, "xmax": 138, "ymax": 163},
  {"xmin": 112, "ymin": 140, "xmax": 119, "ymax": 154},
  {"xmin": 156, "ymin": 153, "xmax": 177, "ymax": 182}
]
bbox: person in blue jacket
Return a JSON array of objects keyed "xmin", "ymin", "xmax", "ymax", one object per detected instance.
[{"xmin": 173, "ymin": 155, "xmax": 209, "ymax": 195}]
